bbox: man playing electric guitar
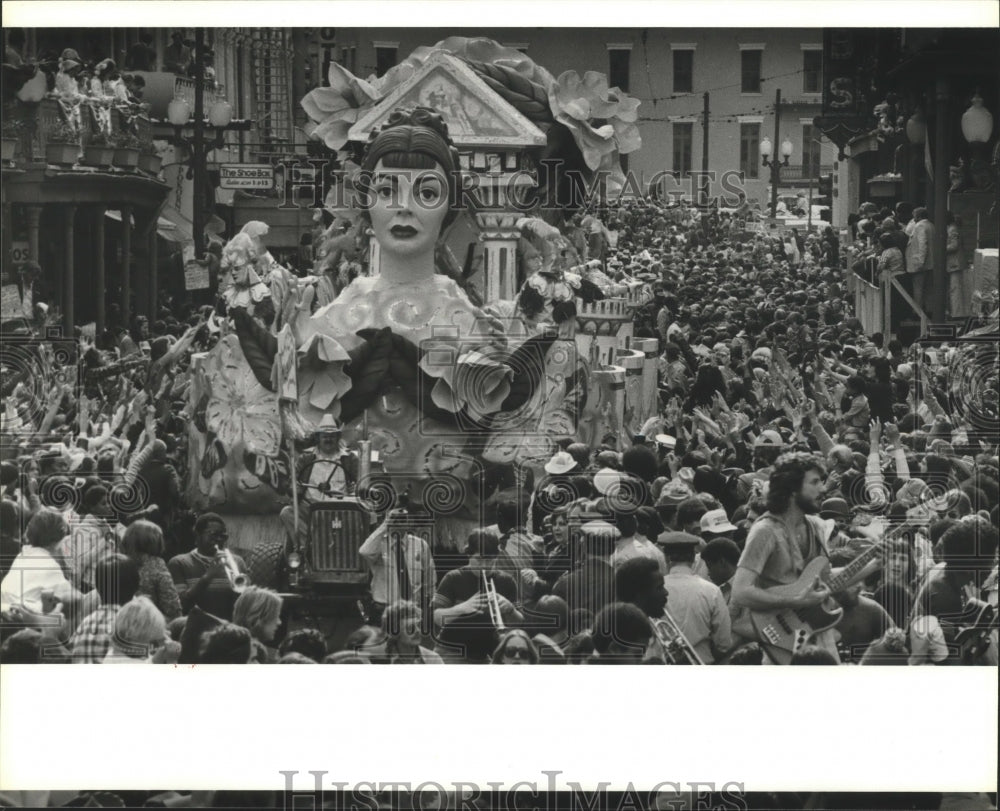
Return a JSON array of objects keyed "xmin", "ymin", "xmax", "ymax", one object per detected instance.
[{"xmin": 732, "ymin": 452, "xmax": 859, "ymax": 664}]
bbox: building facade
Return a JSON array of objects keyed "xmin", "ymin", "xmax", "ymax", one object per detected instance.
[
  {"xmin": 2, "ymin": 27, "xmax": 307, "ymax": 332},
  {"xmin": 320, "ymin": 27, "xmax": 841, "ymax": 211}
]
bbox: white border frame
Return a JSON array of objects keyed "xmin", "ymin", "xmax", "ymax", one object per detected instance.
[{"xmin": 1, "ymin": 1, "xmax": 998, "ymax": 796}]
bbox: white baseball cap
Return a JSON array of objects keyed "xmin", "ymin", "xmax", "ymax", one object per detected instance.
[{"xmin": 700, "ymin": 508, "xmax": 738, "ymax": 535}]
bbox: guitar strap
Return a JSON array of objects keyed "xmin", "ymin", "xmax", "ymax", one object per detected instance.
[{"xmin": 807, "ymin": 514, "xmax": 832, "ymax": 563}]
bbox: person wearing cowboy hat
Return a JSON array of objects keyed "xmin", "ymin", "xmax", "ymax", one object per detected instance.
[
  {"xmin": 531, "ymin": 450, "xmax": 581, "ymax": 533},
  {"xmin": 278, "ymin": 414, "xmax": 358, "ymax": 546}
]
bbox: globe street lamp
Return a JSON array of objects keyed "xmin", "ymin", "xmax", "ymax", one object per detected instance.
[
  {"xmin": 760, "ymin": 89, "xmax": 794, "ymax": 219},
  {"xmin": 961, "ymin": 90, "xmax": 995, "ymax": 191}
]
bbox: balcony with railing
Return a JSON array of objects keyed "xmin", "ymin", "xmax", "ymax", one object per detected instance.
[
  {"xmin": 3, "ymin": 97, "xmax": 157, "ymax": 175},
  {"xmin": 777, "ymin": 163, "xmax": 834, "ymax": 184}
]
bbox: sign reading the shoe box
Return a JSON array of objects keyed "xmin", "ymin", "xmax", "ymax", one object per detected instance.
[{"xmin": 219, "ymin": 164, "xmax": 275, "ymax": 190}]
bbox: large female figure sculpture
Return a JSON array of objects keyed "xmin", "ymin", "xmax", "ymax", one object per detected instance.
[{"xmin": 190, "ymin": 108, "xmax": 573, "ymax": 551}]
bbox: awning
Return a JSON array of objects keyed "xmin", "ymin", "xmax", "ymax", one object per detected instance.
[
  {"xmin": 157, "ymin": 207, "xmax": 194, "ymax": 245},
  {"xmin": 105, "ymin": 209, "xmax": 191, "ymax": 243},
  {"xmin": 104, "ymin": 210, "xmax": 135, "ymax": 226}
]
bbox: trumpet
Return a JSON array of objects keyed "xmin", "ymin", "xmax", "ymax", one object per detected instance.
[
  {"xmin": 482, "ymin": 571, "xmax": 505, "ymax": 631},
  {"xmin": 651, "ymin": 611, "xmax": 704, "ymax": 665},
  {"xmin": 215, "ymin": 545, "xmax": 250, "ymax": 593}
]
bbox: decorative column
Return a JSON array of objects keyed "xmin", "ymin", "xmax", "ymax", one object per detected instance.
[
  {"xmin": 94, "ymin": 207, "xmax": 106, "ymax": 338},
  {"xmin": 616, "ymin": 348, "xmax": 645, "ymax": 436},
  {"xmin": 63, "ymin": 205, "xmax": 76, "ymax": 331},
  {"xmin": 26, "ymin": 205, "xmax": 42, "ymax": 265},
  {"xmin": 121, "ymin": 205, "xmax": 132, "ymax": 327},
  {"xmin": 148, "ymin": 226, "xmax": 158, "ymax": 320},
  {"xmin": 476, "ymin": 212, "xmax": 520, "ymax": 304},
  {"xmin": 1, "ymin": 203, "xmax": 10, "ymax": 274},
  {"xmin": 634, "ymin": 337, "xmax": 660, "ymax": 426}
]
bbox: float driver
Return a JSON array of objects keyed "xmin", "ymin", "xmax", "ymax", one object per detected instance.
[{"xmin": 279, "ymin": 414, "xmax": 358, "ymax": 547}]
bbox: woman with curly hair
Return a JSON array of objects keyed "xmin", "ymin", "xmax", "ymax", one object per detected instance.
[{"xmin": 121, "ymin": 520, "xmax": 182, "ymax": 621}]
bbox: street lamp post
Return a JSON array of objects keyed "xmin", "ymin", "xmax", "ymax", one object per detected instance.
[
  {"xmin": 760, "ymin": 88, "xmax": 793, "ymax": 219},
  {"xmin": 164, "ymin": 30, "xmax": 245, "ymax": 265},
  {"xmin": 193, "ymin": 28, "xmax": 206, "ymax": 259}
]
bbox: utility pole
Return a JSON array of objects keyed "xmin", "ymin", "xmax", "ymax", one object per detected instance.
[
  {"xmin": 770, "ymin": 87, "xmax": 781, "ymax": 219},
  {"xmin": 807, "ymin": 174, "xmax": 813, "ymax": 230},
  {"xmin": 701, "ymin": 91, "xmax": 710, "ymax": 208}
]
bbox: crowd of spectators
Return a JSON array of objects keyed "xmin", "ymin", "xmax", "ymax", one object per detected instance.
[{"xmin": 1, "ymin": 194, "xmax": 997, "ymax": 669}]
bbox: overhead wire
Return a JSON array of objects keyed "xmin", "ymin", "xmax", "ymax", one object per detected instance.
[{"xmin": 631, "ymin": 66, "xmax": 809, "ymax": 104}]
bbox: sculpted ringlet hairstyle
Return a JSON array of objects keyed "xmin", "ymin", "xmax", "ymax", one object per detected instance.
[{"xmin": 356, "ymin": 106, "xmax": 464, "ymax": 229}]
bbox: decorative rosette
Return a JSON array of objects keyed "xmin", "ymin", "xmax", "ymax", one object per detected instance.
[
  {"xmin": 547, "ymin": 70, "xmax": 641, "ymax": 190},
  {"xmin": 301, "ymin": 62, "xmax": 383, "ymax": 151},
  {"xmin": 419, "ymin": 340, "xmax": 513, "ymax": 422},
  {"xmin": 295, "ymin": 331, "xmax": 354, "ymax": 426},
  {"xmin": 527, "ymin": 269, "xmax": 581, "ymax": 305}
]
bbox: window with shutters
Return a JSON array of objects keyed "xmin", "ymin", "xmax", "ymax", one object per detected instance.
[
  {"xmin": 803, "ymin": 49, "xmax": 822, "ymax": 94},
  {"xmin": 672, "ymin": 122, "xmax": 693, "ymax": 177},
  {"xmin": 740, "ymin": 123, "xmax": 761, "ymax": 179}
]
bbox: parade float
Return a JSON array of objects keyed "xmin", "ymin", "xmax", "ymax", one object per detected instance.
[{"xmin": 184, "ymin": 38, "xmax": 658, "ymax": 584}]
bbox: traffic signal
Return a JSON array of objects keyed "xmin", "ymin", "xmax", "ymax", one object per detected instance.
[{"xmin": 816, "ymin": 173, "xmax": 833, "ymax": 222}]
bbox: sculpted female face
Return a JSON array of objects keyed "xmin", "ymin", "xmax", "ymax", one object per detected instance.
[{"xmin": 369, "ymin": 159, "xmax": 449, "ymax": 259}]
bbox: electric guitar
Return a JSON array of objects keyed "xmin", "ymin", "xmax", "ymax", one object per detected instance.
[
  {"xmin": 953, "ymin": 600, "xmax": 996, "ymax": 664},
  {"xmin": 742, "ymin": 529, "xmax": 902, "ymax": 665}
]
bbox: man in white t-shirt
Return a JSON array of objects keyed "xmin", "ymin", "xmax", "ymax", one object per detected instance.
[{"xmin": 1, "ymin": 508, "xmax": 97, "ymax": 640}]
